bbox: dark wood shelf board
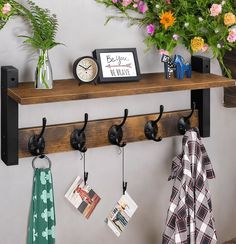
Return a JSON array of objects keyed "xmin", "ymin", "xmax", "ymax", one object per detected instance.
[{"xmin": 8, "ymin": 72, "xmax": 235, "ymax": 105}]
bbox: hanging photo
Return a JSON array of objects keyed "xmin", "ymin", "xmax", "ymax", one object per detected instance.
[
  {"xmin": 105, "ymin": 192, "xmax": 138, "ymax": 237},
  {"xmin": 65, "ymin": 176, "xmax": 101, "ymax": 219},
  {"xmin": 93, "ymin": 48, "xmax": 141, "ymax": 83}
]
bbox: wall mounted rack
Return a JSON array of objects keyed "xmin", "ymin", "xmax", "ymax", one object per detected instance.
[{"xmin": 1, "ymin": 66, "xmax": 235, "ymax": 166}]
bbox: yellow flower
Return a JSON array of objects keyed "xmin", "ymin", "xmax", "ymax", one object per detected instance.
[
  {"xmin": 224, "ymin": 12, "xmax": 235, "ymax": 26},
  {"xmin": 191, "ymin": 37, "xmax": 204, "ymax": 52},
  {"xmin": 160, "ymin": 11, "xmax": 176, "ymax": 30}
]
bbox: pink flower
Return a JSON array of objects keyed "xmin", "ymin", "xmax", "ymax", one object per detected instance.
[
  {"xmin": 201, "ymin": 44, "xmax": 209, "ymax": 52},
  {"xmin": 210, "ymin": 4, "xmax": 222, "ymax": 17},
  {"xmin": 147, "ymin": 24, "xmax": 155, "ymax": 36},
  {"xmin": 173, "ymin": 34, "xmax": 180, "ymax": 40},
  {"xmin": 137, "ymin": 1, "xmax": 148, "ymax": 13},
  {"xmin": 159, "ymin": 49, "xmax": 169, "ymax": 56},
  {"xmin": 166, "ymin": 0, "xmax": 171, "ymax": 4},
  {"xmin": 112, "ymin": 0, "xmax": 119, "ymax": 2},
  {"xmin": 1, "ymin": 3, "xmax": 12, "ymax": 15},
  {"xmin": 133, "ymin": 0, "xmax": 141, "ymax": 8},
  {"xmin": 122, "ymin": 0, "xmax": 132, "ymax": 7},
  {"xmin": 227, "ymin": 28, "xmax": 236, "ymax": 43}
]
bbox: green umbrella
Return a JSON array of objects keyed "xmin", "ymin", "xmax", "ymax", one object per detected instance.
[{"xmin": 27, "ymin": 156, "xmax": 56, "ymax": 244}]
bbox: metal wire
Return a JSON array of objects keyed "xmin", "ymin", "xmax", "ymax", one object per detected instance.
[{"xmin": 122, "ymin": 147, "xmax": 125, "ymax": 185}]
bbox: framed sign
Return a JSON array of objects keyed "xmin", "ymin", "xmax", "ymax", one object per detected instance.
[{"xmin": 93, "ymin": 48, "xmax": 141, "ymax": 83}]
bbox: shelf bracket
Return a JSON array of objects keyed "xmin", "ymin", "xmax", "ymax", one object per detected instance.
[
  {"xmin": 191, "ymin": 89, "xmax": 210, "ymax": 137},
  {"xmin": 1, "ymin": 66, "xmax": 19, "ymax": 166}
]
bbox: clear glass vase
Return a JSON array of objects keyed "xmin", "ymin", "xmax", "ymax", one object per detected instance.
[{"xmin": 35, "ymin": 49, "xmax": 53, "ymax": 89}]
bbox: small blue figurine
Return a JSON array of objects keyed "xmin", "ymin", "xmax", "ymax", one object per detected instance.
[
  {"xmin": 173, "ymin": 55, "xmax": 192, "ymax": 79},
  {"xmin": 161, "ymin": 54, "xmax": 192, "ymax": 80}
]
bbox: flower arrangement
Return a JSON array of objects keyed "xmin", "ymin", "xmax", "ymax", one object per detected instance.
[{"xmin": 96, "ymin": 0, "xmax": 236, "ymax": 77}]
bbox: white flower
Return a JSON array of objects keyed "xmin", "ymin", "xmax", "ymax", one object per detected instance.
[
  {"xmin": 156, "ymin": 4, "xmax": 159, "ymax": 8},
  {"xmin": 230, "ymin": 25, "xmax": 236, "ymax": 30},
  {"xmin": 215, "ymin": 29, "xmax": 219, "ymax": 33},
  {"xmin": 198, "ymin": 17, "xmax": 203, "ymax": 22},
  {"xmin": 221, "ymin": 1, "xmax": 226, "ymax": 5},
  {"xmin": 217, "ymin": 43, "xmax": 221, "ymax": 48},
  {"xmin": 184, "ymin": 22, "xmax": 189, "ymax": 27}
]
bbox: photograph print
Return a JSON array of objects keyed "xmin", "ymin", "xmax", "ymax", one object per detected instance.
[
  {"xmin": 65, "ymin": 176, "xmax": 101, "ymax": 219},
  {"xmin": 105, "ymin": 192, "xmax": 138, "ymax": 237}
]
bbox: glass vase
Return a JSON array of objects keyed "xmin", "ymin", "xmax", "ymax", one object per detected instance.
[{"xmin": 35, "ymin": 49, "xmax": 53, "ymax": 89}]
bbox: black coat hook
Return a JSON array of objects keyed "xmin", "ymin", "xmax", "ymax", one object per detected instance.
[
  {"xmin": 28, "ymin": 117, "xmax": 46, "ymax": 157},
  {"xmin": 177, "ymin": 102, "xmax": 196, "ymax": 135},
  {"xmin": 144, "ymin": 105, "xmax": 164, "ymax": 142},
  {"xmin": 70, "ymin": 113, "xmax": 88, "ymax": 153},
  {"xmin": 108, "ymin": 109, "xmax": 128, "ymax": 148}
]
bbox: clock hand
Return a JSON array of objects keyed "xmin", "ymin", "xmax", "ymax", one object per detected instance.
[
  {"xmin": 85, "ymin": 65, "xmax": 92, "ymax": 70},
  {"xmin": 79, "ymin": 64, "xmax": 87, "ymax": 70}
]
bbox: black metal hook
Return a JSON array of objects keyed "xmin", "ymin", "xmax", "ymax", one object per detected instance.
[
  {"xmin": 28, "ymin": 117, "xmax": 46, "ymax": 157},
  {"xmin": 84, "ymin": 172, "xmax": 88, "ymax": 185},
  {"xmin": 144, "ymin": 105, "xmax": 164, "ymax": 142},
  {"xmin": 108, "ymin": 109, "xmax": 128, "ymax": 148},
  {"xmin": 70, "ymin": 113, "xmax": 88, "ymax": 153},
  {"xmin": 123, "ymin": 181, "xmax": 128, "ymax": 195},
  {"xmin": 177, "ymin": 102, "xmax": 196, "ymax": 135}
]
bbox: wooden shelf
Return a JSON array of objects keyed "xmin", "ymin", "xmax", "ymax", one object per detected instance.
[{"xmin": 8, "ymin": 72, "xmax": 235, "ymax": 105}]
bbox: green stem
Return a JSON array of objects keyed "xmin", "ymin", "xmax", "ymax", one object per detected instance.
[
  {"xmin": 218, "ymin": 56, "xmax": 232, "ymax": 78},
  {"xmin": 36, "ymin": 50, "xmax": 49, "ymax": 89}
]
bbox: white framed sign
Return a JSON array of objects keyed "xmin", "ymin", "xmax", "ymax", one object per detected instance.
[{"xmin": 93, "ymin": 48, "xmax": 141, "ymax": 83}]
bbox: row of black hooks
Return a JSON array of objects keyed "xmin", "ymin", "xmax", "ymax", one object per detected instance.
[
  {"xmin": 28, "ymin": 103, "xmax": 196, "ymax": 192},
  {"xmin": 28, "ymin": 102, "xmax": 196, "ymax": 157}
]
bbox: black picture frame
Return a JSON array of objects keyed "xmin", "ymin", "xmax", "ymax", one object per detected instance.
[{"xmin": 93, "ymin": 48, "xmax": 141, "ymax": 83}]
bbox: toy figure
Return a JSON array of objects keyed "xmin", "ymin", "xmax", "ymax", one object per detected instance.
[
  {"xmin": 161, "ymin": 54, "xmax": 176, "ymax": 79},
  {"xmin": 173, "ymin": 55, "xmax": 192, "ymax": 79},
  {"xmin": 161, "ymin": 54, "xmax": 192, "ymax": 80}
]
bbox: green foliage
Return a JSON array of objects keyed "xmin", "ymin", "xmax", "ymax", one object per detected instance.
[
  {"xmin": 19, "ymin": 0, "xmax": 60, "ymax": 50},
  {"xmin": 0, "ymin": 0, "xmax": 61, "ymax": 50}
]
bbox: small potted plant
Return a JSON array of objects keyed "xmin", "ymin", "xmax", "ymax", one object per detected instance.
[{"xmin": 1, "ymin": 0, "xmax": 62, "ymax": 89}]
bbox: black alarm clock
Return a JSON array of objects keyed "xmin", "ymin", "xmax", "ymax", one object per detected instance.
[{"xmin": 73, "ymin": 56, "xmax": 99, "ymax": 85}]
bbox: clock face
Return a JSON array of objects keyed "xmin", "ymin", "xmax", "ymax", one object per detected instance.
[{"xmin": 73, "ymin": 57, "xmax": 99, "ymax": 83}]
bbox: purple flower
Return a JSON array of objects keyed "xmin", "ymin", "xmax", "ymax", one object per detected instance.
[
  {"xmin": 227, "ymin": 28, "xmax": 236, "ymax": 43},
  {"xmin": 112, "ymin": 0, "xmax": 119, "ymax": 2},
  {"xmin": 173, "ymin": 34, "xmax": 180, "ymax": 40},
  {"xmin": 147, "ymin": 24, "xmax": 155, "ymax": 35},
  {"xmin": 138, "ymin": 1, "xmax": 148, "ymax": 13}
]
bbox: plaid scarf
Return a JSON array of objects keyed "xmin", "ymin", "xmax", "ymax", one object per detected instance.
[{"xmin": 163, "ymin": 128, "xmax": 217, "ymax": 244}]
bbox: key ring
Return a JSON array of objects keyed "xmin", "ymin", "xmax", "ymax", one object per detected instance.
[{"xmin": 32, "ymin": 155, "xmax": 52, "ymax": 169}]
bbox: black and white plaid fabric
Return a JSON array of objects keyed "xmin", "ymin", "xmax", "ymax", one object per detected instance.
[{"xmin": 163, "ymin": 128, "xmax": 217, "ymax": 244}]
